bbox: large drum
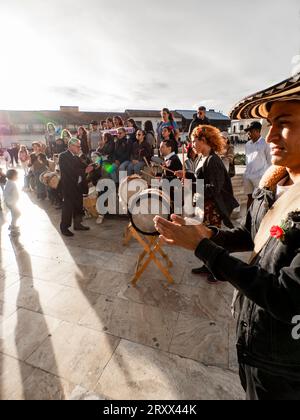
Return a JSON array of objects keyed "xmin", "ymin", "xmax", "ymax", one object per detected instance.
[
  {"xmin": 83, "ymin": 193, "xmax": 99, "ymax": 218},
  {"xmin": 129, "ymin": 188, "xmax": 171, "ymax": 236},
  {"xmin": 119, "ymin": 175, "xmax": 148, "ymax": 211},
  {"xmin": 39, "ymin": 171, "xmax": 60, "ymax": 189}
]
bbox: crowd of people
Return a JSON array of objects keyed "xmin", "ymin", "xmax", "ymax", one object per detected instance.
[
  {"xmin": 0, "ymin": 106, "xmax": 266, "ymax": 238},
  {"xmin": 2, "ymin": 72, "xmax": 300, "ymax": 401}
]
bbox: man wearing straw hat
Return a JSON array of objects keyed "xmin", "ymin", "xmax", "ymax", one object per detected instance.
[
  {"xmin": 59, "ymin": 138, "xmax": 93, "ymax": 237},
  {"xmin": 154, "ymin": 72, "xmax": 300, "ymax": 399}
]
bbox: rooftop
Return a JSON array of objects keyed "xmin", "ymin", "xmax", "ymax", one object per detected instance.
[{"xmin": 175, "ymin": 110, "xmax": 230, "ymax": 121}]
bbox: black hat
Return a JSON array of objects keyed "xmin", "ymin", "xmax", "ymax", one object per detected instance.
[
  {"xmin": 90, "ymin": 120, "xmax": 98, "ymax": 126},
  {"xmin": 245, "ymin": 121, "xmax": 262, "ymax": 132}
]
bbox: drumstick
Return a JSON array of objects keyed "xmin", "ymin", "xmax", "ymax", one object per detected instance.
[
  {"xmin": 182, "ymin": 144, "xmax": 186, "ymax": 180},
  {"xmin": 143, "ymin": 157, "xmax": 151, "ymax": 168},
  {"xmin": 158, "ymin": 164, "xmax": 177, "ymax": 175},
  {"xmin": 143, "ymin": 157, "xmax": 156, "ymax": 176},
  {"xmin": 140, "ymin": 170, "xmax": 157, "ymax": 179}
]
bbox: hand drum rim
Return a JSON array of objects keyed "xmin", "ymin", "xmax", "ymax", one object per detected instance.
[
  {"xmin": 119, "ymin": 175, "xmax": 148, "ymax": 209},
  {"xmin": 128, "ymin": 188, "xmax": 172, "ymax": 236}
]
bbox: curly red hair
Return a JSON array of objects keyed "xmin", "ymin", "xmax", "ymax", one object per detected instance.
[{"xmin": 192, "ymin": 125, "xmax": 226, "ymax": 154}]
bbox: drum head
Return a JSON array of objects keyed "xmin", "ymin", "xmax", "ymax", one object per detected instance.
[
  {"xmin": 119, "ymin": 175, "xmax": 148, "ymax": 209},
  {"xmin": 48, "ymin": 173, "xmax": 60, "ymax": 189},
  {"xmin": 84, "ymin": 194, "xmax": 98, "ymax": 218},
  {"xmin": 129, "ymin": 189, "xmax": 171, "ymax": 236},
  {"xmin": 39, "ymin": 171, "xmax": 50, "ymax": 185}
]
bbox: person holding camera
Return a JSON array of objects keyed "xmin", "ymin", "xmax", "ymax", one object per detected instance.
[{"xmin": 59, "ymin": 138, "xmax": 93, "ymax": 237}]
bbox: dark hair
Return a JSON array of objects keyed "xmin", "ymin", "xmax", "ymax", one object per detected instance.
[
  {"xmin": 144, "ymin": 120, "xmax": 154, "ymax": 133},
  {"xmin": 37, "ymin": 153, "xmax": 48, "ymax": 164},
  {"xmin": 113, "ymin": 116, "xmax": 124, "ymax": 127},
  {"xmin": 136, "ymin": 129, "xmax": 146, "ymax": 139},
  {"xmin": 77, "ymin": 126, "xmax": 87, "ymax": 137},
  {"xmin": 162, "ymin": 108, "xmax": 174, "ymax": 122},
  {"xmin": 106, "ymin": 117, "xmax": 113, "ymax": 124},
  {"xmin": 162, "ymin": 126, "xmax": 176, "ymax": 141},
  {"xmin": 127, "ymin": 118, "xmax": 138, "ymax": 130},
  {"xmin": 30, "ymin": 153, "xmax": 38, "ymax": 164},
  {"xmin": 198, "ymin": 106, "xmax": 206, "ymax": 111},
  {"xmin": 162, "ymin": 139, "xmax": 178, "ymax": 153},
  {"xmin": 103, "ymin": 132, "xmax": 114, "ymax": 143},
  {"xmin": 6, "ymin": 169, "xmax": 18, "ymax": 180}
]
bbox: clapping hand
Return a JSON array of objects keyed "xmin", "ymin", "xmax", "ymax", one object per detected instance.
[{"xmin": 154, "ymin": 214, "xmax": 213, "ymax": 251}]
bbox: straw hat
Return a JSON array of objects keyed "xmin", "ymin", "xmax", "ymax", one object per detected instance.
[{"xmin": 230, "ymin": 72, "xmax": 300, "ymax": 119}]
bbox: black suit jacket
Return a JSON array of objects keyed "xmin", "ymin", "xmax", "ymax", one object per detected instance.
[
  {"xmin": 161, "ymin": 154, "xmax": 182, "ymax": 181},
  {"xmin": 59, "ymin": 150, "xmax": 87, "ymax": 198}
]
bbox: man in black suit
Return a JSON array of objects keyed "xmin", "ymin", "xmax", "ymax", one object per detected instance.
[
  {"xmin": 160, "ymin": 139, "xmax": 182, "ymax": 181},
  {"xmin": 59, "ymin": 138, "xmax": 93, "ymax": 237}
]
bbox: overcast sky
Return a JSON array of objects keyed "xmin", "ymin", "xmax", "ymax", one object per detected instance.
[{"xmin": 0, "ymin": 0, "xmax": 299, "ymax": 114}]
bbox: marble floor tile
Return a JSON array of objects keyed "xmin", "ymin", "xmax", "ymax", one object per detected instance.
[
  {"xmin": 0, "ymin": 301, "xmax": 18, "ymax": 323},
  {"xmin": 119, "ymin": 281, "xmax": 232, "ymax": 322},
  {"xmin": 103, "ymin": 254, "xmax": 137, "ymax": 274},
  {"xmin": 79, "ymin": 295, "xmax": 178, "ymax": 352},
  {"xmin": 17, "ymin": 369, "xmax": 77, "ymax": 400},
  {"xmin": 0, "ymin": 277, "xmax": 64, "ymax": 313},
  {"xmin": 0, "ymin": 271, "xmax": 21, "ymax": 293},
  {"xmin": 41, "ymin": 287, "xmax": 100, "ymax": 324},
  {"xmin": 229, "ymin": 324, "xmax": 239, "ymax": 373},
  {"xmin": 95, "ymin": 340, "xmax": 244, "ymax": 400},
  {"xmin": 84, "ymin": 270, "xmax": 131, "ymax": 297},
  {"xmin": 0, "ymin": 308, "xmax": 61, "ymax": 361},
  {"xmin": 0, "ymin": 354, "xmax": 34, "ymax": 400},
  {"xmin": 26, "ymin": 322, "xmax": 120, "ymax": 390},
  {"xmin": 169, "ymin": 315, "xmax": 229, "ymax": 368}
]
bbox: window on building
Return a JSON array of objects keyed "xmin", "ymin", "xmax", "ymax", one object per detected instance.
[{"xmin": 240, "ymin": 125, "xmax": 244, "ymax": 131}]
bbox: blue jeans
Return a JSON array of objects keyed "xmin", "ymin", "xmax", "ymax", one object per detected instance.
[
  {"xmin": 35, "ymin": 172, "xmax": 47, "ymax": 199},
  {"xmin": 119, "ymin": 161, "xmax": 131, "ymax": 175},
  {"xmin": 127, "ymin": 161, "xmax": 145, "ymax": 175}
]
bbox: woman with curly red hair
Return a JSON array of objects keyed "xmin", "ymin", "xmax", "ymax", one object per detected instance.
[{"xmin": 177, "ymin": 125, "xmax": 239, "ymax": 282}]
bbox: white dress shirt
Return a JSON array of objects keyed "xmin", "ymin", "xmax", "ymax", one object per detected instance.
[{"xmin": 245, "ymin": 137, "xmax": 271, "ymax": 180}]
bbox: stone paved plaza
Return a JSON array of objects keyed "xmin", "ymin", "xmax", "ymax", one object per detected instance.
[{"xmin": 0, "ymin": 185, "xmax": 246, "ymax": 400}]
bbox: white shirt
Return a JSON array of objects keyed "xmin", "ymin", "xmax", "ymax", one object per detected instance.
[
  {"xmin": 195, "ymin": 155, "xmax": 208, "ymax": 173},
  {"xmin": 276, "ymin": 177, "xmax": 292, "ymax": 199},
  {"xmin": 4, "ymin": 180, "xmax": 19, "ymax": 207},
  {"xmin": 164, "ymin": 152, "xmax": 175, "ymax": 161},
  {"xmin": 245, "ymin": 137, "xmax": 271, "ymax": 180}
]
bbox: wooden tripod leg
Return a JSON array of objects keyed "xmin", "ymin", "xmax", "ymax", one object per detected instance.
[
  {"xmin": 152, "ymin": 242, "xmax": 174, "ymax": 286},
  {"xmin": 156, "ymin": 244, "xmax": 173, "ymax": 268},
  {"xmin": 123, "ymin": 223, "xmax": 133, "ymax": 246},
  {"xmin": 130, "ymin": 227, "xmax": 174, "ymax": 287},
  {"xmin": 135, "ymin": 249, "xmax": 147, "ymax": 272}
]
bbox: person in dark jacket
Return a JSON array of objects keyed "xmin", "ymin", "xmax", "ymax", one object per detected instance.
[
  {"xmin": 114, "ymin": 127, "xmax": 131, "ymax": 174},
  {"xmin": 176, "ymin": 125, "xmax": 239, "ymax": 282},
  {"xmin": 154, "ymin": 73, "xmax": 300, "ymax": 400},
  {"xmin": 188, "ymin": 106, "xmax": 211, "ymax": 139},
  {"xmin": 127, "ymin": 130, "xmax": 153, "ymax": 175},
  {"xmin": 59, "ymin": 138, "xmax": 93, "ymax": 237},
  {"xmin": 96, "ymin": 132, "xmax": 118, "ymax": 183},
  {"xmin": 45, "ymin": 123, "xmax": 57, "ymax": 157},
  {"xmin": 160, "ymin": 139, "xmax": 182, "ymax": 182},
  {"xmin": 77, "ymin": 126, "xmax": 90, "ymax": 156},
  {"xmin": 97, "ymin": 132, "xmax": 115, "ymax": 163}
]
